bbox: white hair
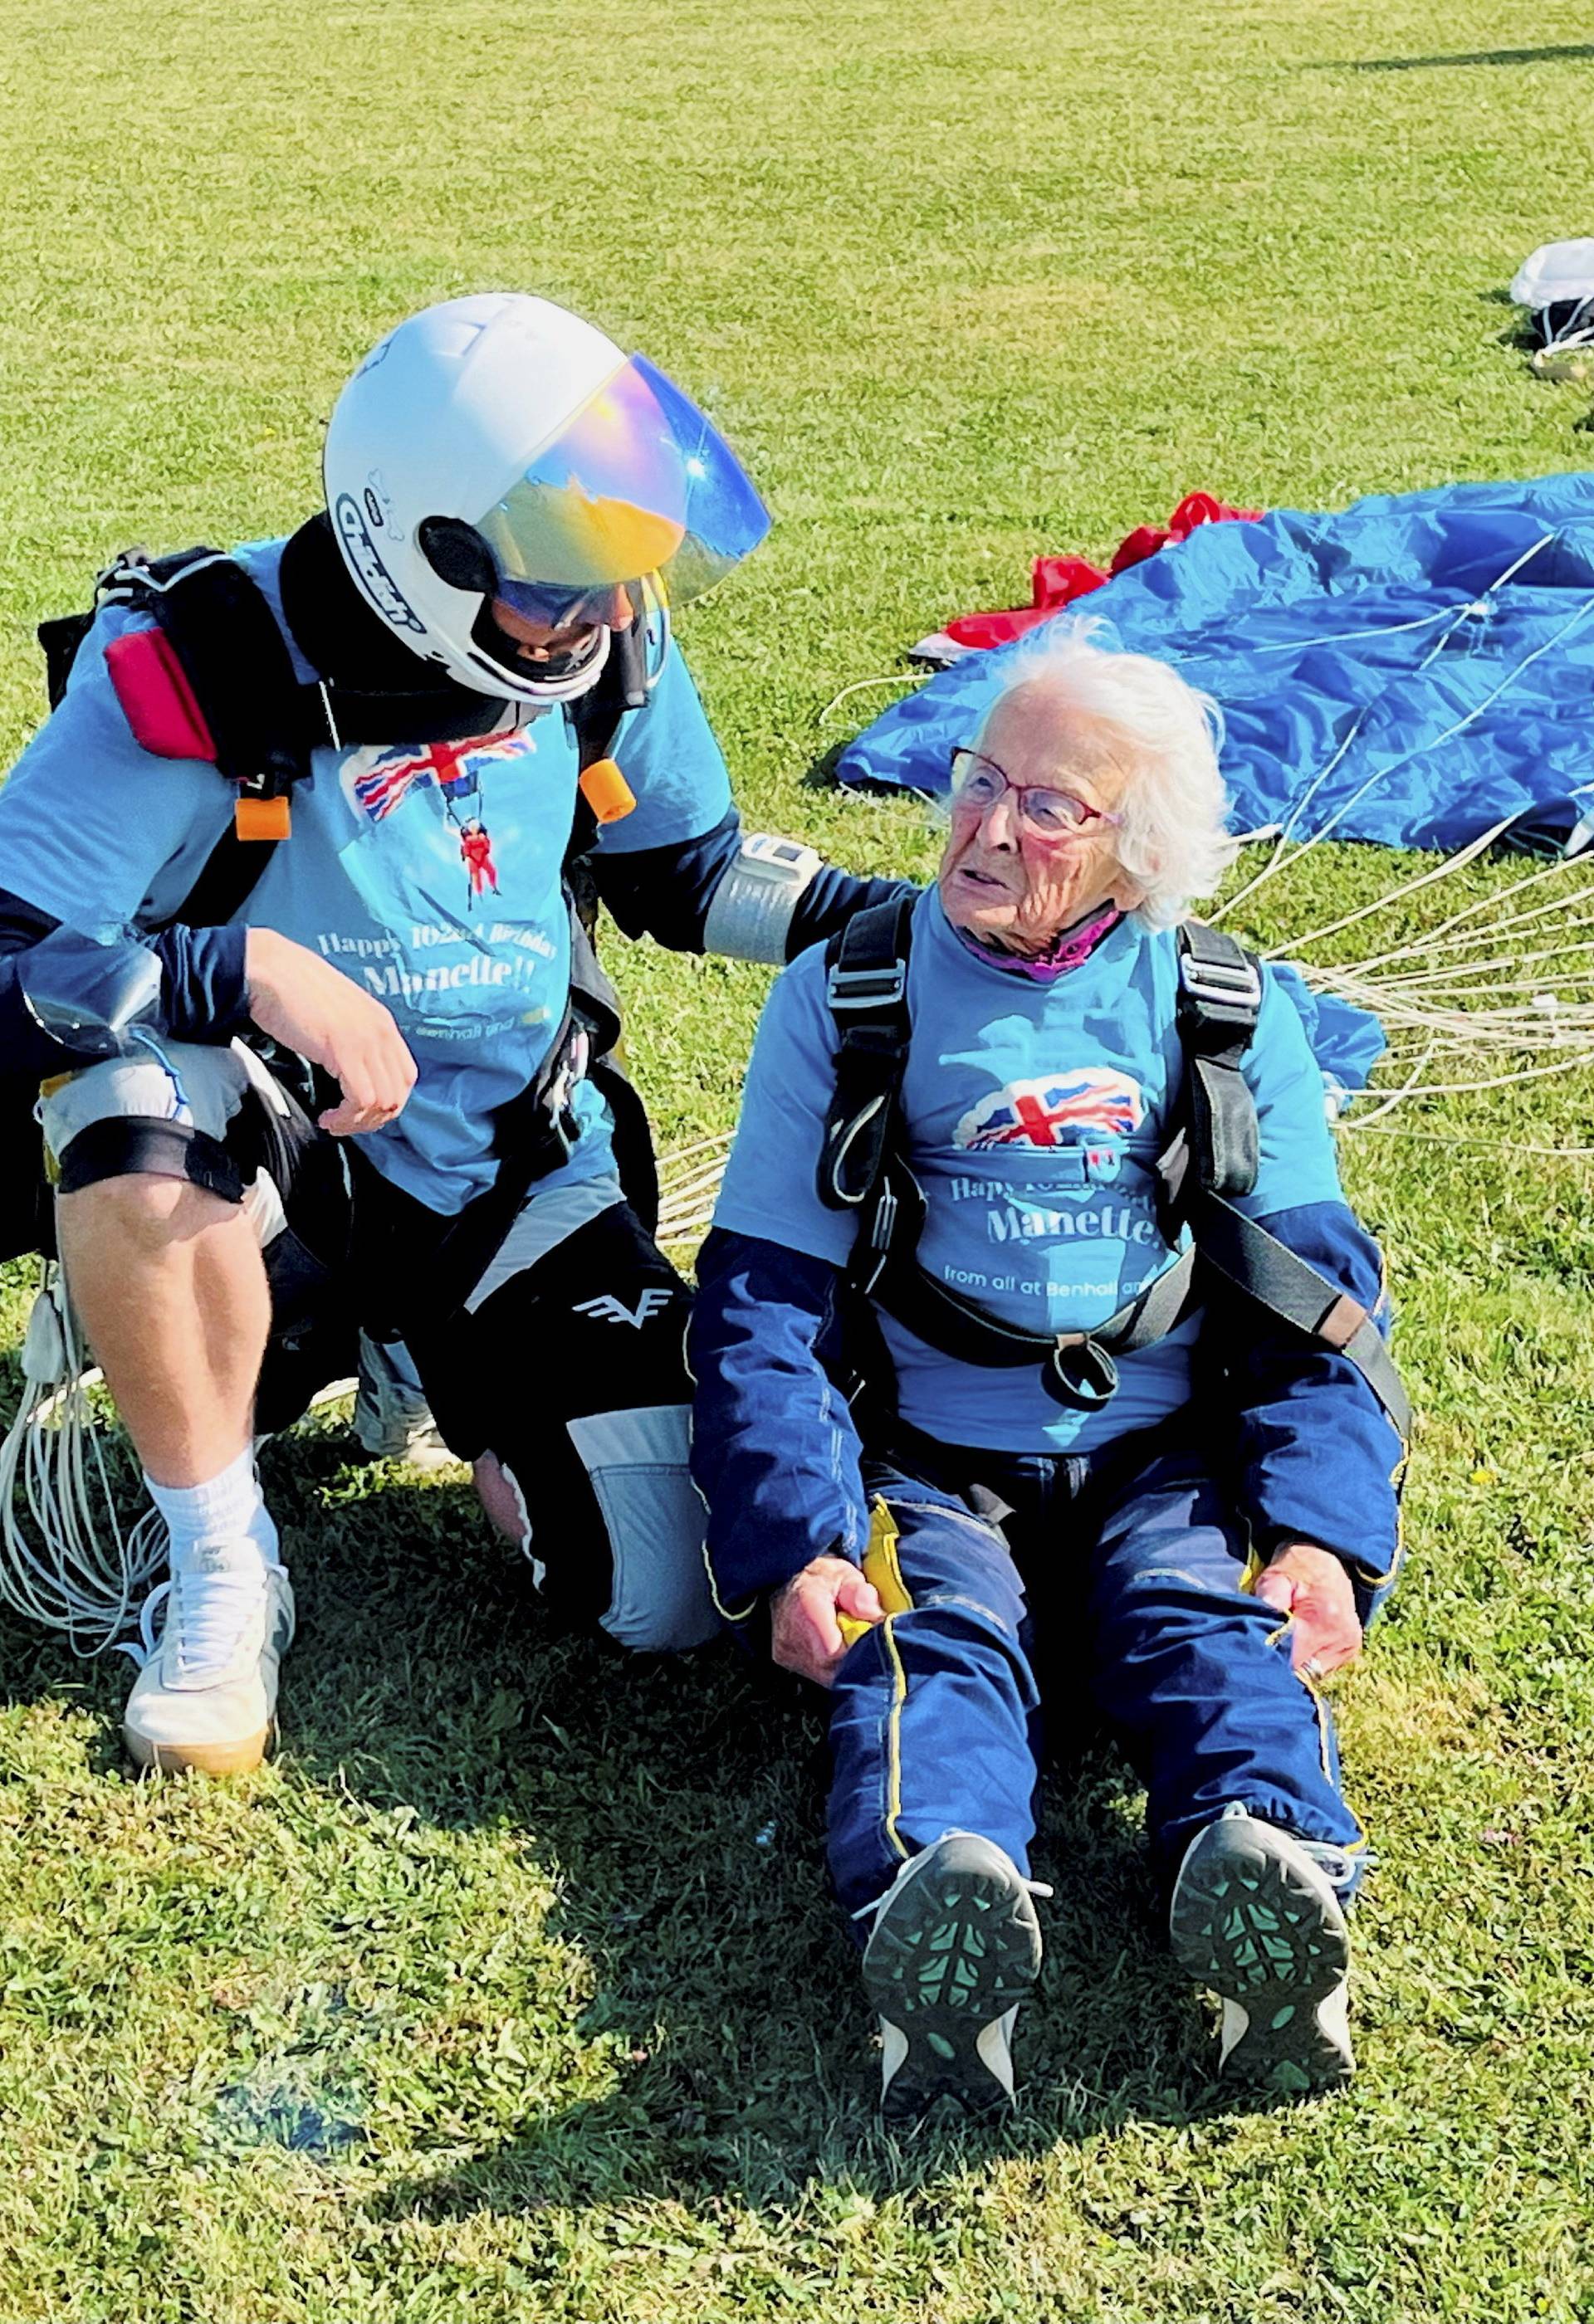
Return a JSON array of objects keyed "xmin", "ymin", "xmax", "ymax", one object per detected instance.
[{"xmin": 972, "ymin": 617, "xmax": 1238, "ymax": 929}]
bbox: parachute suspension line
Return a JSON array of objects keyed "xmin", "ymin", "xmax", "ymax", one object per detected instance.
[
  {"xmin": 1215, "ymin": 703, "xmax": 1386, "ymax": 921},
  {"xmin": 1215, "ymin": 571, "xmax": 1522, "ymax": 919},
  {"xmin": 655, "ymin": 1127, "xmax": 733, "ymax": 1249},
  {"xmin": 1261, "ymin": 815, "xmax": 1520, "ymax": 959},
  {"xmin": 1347, "ymin": 1124, "xmax": 1594, "ymax": 1158},
  {"xmin": 1249, "ymin": 605, "xmax": 1461, "ymax": 657},
  {"xmin": 1215, "ymin": 531, "xmax": 1568, "ymax": 925},
  {"xmin": 1328, "ymin": 997, "xmax": 1594, "ymax": 1058},
  {"xmin": 1344, "ymin": 1046, "xmax": 1594, "ymax": 1106},
  {"xmin": 1230, "ymin": 591, "xmax": 1594, "ymax": 924},
  {"xmin": 819, "ymin": 671, "xmax": 931, "ymax": 727},
  {"xmin": 1322, "ymin": 888, "xmax": 1594, "ymax": 984},
  {"xmin": 1334, "ymin": 1039, "xmax": 1440, "ymax": 1130},
  {"xmin": 0, "ymin": 1262, "xmax": 164, "ymax": 1656},
  {"xmin": 1329, "ymin": 853, "xmax": 1594, "ymax": 978},
  {"xmin": 1358, "ymin": 930, "xmax": 1594, "ymax": 993}
]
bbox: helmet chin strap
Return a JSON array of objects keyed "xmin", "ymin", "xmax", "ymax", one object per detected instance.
[{"xmin": 462, "ymin": 605, "xmax": 612, "ymax": 706}]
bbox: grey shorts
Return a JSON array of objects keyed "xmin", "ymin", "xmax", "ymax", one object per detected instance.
[{"xmin": 42, "ymin": 1038, "xmax": 291, "ymax": 1241}]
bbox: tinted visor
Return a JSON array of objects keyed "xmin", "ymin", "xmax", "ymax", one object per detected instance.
[
  {"xmin": 491, "ymin": 574, "xmax": 642, "ymax": 633},
  {"xmin": 475, "ymin": 354, "xmax": 770, "ymax": 607}
]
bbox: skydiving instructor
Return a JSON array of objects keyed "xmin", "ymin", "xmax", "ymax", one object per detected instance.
[{"xmin": 0, "ymin": 293, "xmax": 904, "ymax": 1774}]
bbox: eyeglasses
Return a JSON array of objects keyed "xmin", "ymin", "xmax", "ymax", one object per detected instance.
[{"xmin": 947, "ymin": 748, "xmax": 1122, "ymax": 839}]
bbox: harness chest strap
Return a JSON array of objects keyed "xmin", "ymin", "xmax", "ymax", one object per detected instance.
[{"xmin": 816, "ymin": 901, "xmax": 1409, "ymax": 1435}]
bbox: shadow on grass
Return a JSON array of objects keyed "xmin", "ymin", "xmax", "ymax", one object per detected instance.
[
  {"xmin": 2, "ymin": 1420, "xmax": 1288, "ymax": 2209},
  {"xmin": 1346, "ymin": 45, "xmax": 1594, "ymax": 71},
  {"xmin": 255, "ymin": 1448, "xmax": 1264, "ymax": 2213},
  {"xmin": 801, "ymin": 735, "xmax": 852, "ymax": 790}
]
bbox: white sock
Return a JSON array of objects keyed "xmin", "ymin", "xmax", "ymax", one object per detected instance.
[{"xmin": 144, "ymin": 1447, "xmax": 280, "ymax": 1573}]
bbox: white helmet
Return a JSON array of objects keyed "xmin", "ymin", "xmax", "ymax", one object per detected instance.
[{"xmin": 323, "ymin": 293, "xmax": 770, "ymax": 706}]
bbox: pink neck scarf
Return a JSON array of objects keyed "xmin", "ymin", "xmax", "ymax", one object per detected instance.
[{"xmin": 955, "ymin": 901, "xmax": 1124, "ymax": 984}]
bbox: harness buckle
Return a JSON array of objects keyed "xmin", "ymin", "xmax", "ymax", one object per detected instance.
[
  {"xmin": 868, "ymin": 1176, "xmax": 898, "ymax": 1256},
  {"xmin": 1044, "ymin": 1335, "xmax": 1120, "ymax": 1412},
  {"xmin": 825, "ymin": 1095, "xmax": 887, "ymax": 1208},
  {"xmin": 825, "ymin": 959, "xmax": 907, "ymax": 1012},
  {"xmin": 1179, "ymin": 948, "xmax": 1263, "ymax": 1014}
]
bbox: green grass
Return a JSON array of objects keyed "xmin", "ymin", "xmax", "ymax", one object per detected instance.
[{"xmin": 3, "ymin": 2, "xmax": 1594, "ymax": 2317}]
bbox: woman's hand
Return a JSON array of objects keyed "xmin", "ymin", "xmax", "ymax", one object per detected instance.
[
  {"xmin": 771, "ymin": 1554, "xmax": 885, "ymax": 1688},
  {"xmin": 245, "ymin": 927, "xmax": 418, "ymax": 1136},
  {"xmin": 1252, "ymin": 1541, "xmax": 1362, "ymax": 1680}
]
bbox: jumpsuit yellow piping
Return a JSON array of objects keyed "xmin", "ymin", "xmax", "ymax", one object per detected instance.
[{"xmin": 882, "ymin": 1614, "xmax": 910, "ymax": 1859}]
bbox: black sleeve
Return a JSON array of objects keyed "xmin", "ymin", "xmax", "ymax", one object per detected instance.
[
  {"xmin": 785, "ymin": 863, "xmax": 917, "ymax": 959},
  {"xmin": 0, "ymin": 886, "xmax": 252, "ymax": 1073},
  {"xmin": 589, "ymin": 804, "xmax": 913, "ymax": 958},
  {"xmin": 589, "ymin": 808, "xmax": 743, "ymax": 951}
]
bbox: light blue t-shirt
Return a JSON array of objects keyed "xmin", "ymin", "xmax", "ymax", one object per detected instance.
[
  {"xmin": 712, "ymin": 889, "xmax": 1346, "ymax": 1454},
  {"xmin": 0, "ymin": 538, "xmax": 731, "ymax": 1214}
]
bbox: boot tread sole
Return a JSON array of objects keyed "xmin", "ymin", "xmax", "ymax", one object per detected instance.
[
  {"xmin": 863, "ymin": 1839, "xmax": 1041, "ymax": 2121},
  {"xmin": 1170, "ymin": 1820, "xmax": 1352, "ymax": 2092}
]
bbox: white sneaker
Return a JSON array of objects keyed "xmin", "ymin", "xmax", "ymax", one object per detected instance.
[
  {"xmin": 351, "ymin": 1333, "xmax": 457, "ymax": 1470},
  {"xmin": 1169, "ymin": 1804, "xmax": 1354, "ymax": 2093},
  {"xmin": 123, "ymin": 1543, "xmax": 295, "ymax": 1775},
  {"xmin": 860, "ymin": 1831, "xmax": 1047, "ymax": 2121}
]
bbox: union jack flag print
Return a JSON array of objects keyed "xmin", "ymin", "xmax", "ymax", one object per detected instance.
[
  {"xmin": 955, "ymin": 1067, "xmax": 1145, "ymax": 1151},
  {"xmin": 350, "ymin": 729, "xmax": 529, "ymax": 823}
]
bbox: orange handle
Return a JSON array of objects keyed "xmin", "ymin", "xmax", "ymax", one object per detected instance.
[
  {"xmin": 579, "ymin": 757, "xmax": 635, "ymax": 825},
  {"xmin": 235, "ymin": 794, "xmax": 291, "ymax": 841}
]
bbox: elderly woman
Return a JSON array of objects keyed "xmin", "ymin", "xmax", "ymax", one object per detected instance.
[{"xmin": 688, "ymin": 625, "xmax": 1406, "ymax": 2119}]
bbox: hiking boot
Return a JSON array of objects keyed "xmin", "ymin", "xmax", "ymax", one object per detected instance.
[
  {"xmin": 861, "ymin": 1831, "xmax": 1045, "ymax": 2121},
  {"xmin": 123, "ymin": 1545, "xmax": 295, "ymax": 1775},
  {"xmin": 352, "ymin": 1333, "xmax": 456, "ymax": 1470},
  {"xmin": 1169, "ymin": 1804, "xmax": 1353, "ymax": 2093}
]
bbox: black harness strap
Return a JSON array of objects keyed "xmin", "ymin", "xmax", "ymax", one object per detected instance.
[
  {"xmin": 1174, "ymin": 919, "xmax": 1263, "ymax": 1202},
  {"xmin": 46, "ymin": 544, "xmax": 649, "ymax": 933},
  {"xmin": 1186, "ymin": 1187, "xmax": 1411, "ymax": 1437},
  {"xmin": 54, "ymin": 1116, "xmax": 244, "ymax": 1205},
  {"xmin": 815, "ymin": 905, "xmax": 1409, "ymax": 1433},
  {"xmin": 819, "ymin": 895, "xmax": 917, "ymax": 1222}
]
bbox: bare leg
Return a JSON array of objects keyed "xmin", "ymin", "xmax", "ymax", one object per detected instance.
[
  {"xmin": 54, "ymin": 1173, "xmax": 269, "ymax": 1487},
  {"xmin": 55, "ymin": 1170, "xmax": 293, "ymax": 1773},
  {"xmin": 474, "ymin": 1452, "xmax": 529, "ymax": 1550}
]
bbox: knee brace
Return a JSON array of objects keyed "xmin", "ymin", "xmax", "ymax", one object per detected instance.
[{"xmin": 55, "ymin": 1115, "xmax": 244, "ymax": 1203}]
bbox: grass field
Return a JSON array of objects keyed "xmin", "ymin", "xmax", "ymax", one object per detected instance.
[{"xmin": 2, "ymin": 4, "xmax": 1594, "ymax": 2317}]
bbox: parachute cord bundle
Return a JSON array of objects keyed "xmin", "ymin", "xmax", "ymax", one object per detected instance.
[
  {"xmin": 1265, "ymin": 837, "xmax": 1594, "ymax": 1124},
  {"xmin": 0, "ymin": 1262, "xmax": 164, "ymax": 1655},
  {"xmin": 655, "ymin": 1129, "xmax": 734, "ymax": 1249}
]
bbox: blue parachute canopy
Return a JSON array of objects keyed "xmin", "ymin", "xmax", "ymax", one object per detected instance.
[{"xmin": 836, "ymin": 472, "xmax": 1594, "ymax": 856}]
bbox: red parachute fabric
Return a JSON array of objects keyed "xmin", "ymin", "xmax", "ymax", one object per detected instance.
[{"xmin": 941, "ymin": 493, "xmax": 1262, "ymax": 651}]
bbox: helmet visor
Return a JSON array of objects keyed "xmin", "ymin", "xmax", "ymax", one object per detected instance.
[{"xmin": 474, "ymin": 354, "xmax": 770, "ymax": 607}]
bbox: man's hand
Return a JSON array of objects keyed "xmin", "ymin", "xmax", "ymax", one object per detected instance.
[
  {"xmin": 771, "ymin": 1554, "xmax": 885, "ymax": 1688},
  {"xmin": 245, "ymin": 928, "xmax": 418, "ymax": 1136},
  {"xmin": 1252, "ymin": 1541, "xmax": 1362, "ymax": 1679}
]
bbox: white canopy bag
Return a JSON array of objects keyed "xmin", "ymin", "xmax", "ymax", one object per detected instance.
[{"xmin": 1510, "ymin": 240, "xmax": 1594, "ymax": 351}]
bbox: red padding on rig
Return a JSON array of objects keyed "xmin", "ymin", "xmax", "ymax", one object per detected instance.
[{"xmin": 105, "ymin": 628, "xmax": 217, "ymax": 760}]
